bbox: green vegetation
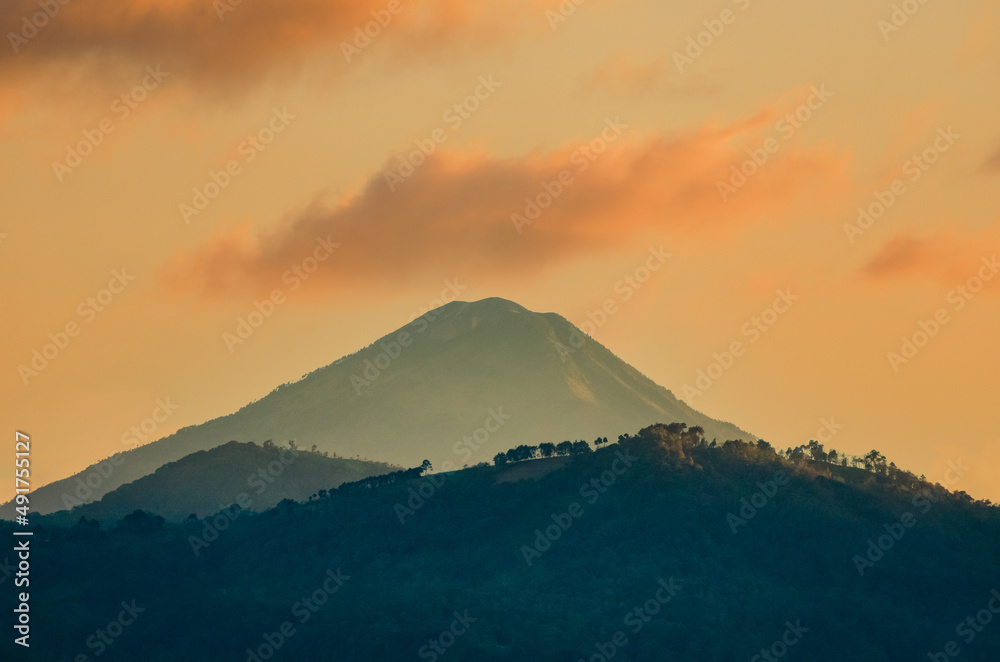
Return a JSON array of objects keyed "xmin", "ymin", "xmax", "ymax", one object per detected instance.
[
  {"xmin": 39, "ymin": 441, "xmax": 398, "ymax": 525},
  {"xmin": 3, "ymin": 424, "xmax": 997, "ymax": 661}
]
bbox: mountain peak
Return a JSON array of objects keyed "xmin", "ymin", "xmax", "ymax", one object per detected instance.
[
  {"xmin": 13, "ymin": 296, "xmax": 754, "ymax": 514},
  {"xmin": 437, "ymin": 297, "xmax": 531, "ymax": 317}
]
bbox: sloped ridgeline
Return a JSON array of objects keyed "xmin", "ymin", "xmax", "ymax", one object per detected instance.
[
  {"xmin": 5, "ymin": 424, "xmax": 998, "ymax": 661},
  {"xmin": 7, "ymin": 297, "xmax": 753, "ymax": 517}
]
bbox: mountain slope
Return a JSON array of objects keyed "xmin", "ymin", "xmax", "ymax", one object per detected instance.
[
  {"xmin": 10, "ymin": 297, "xmax": 754, "ymax": 515},
  {"xmin": 38, "ymin": 441, "xmax": 398, "ymax": 525},
  {"xmin": 7, "ymin": 427, "xmax": 998, "ymax": 661}
]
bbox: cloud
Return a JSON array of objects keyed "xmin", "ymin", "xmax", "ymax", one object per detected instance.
[
  {"xmin": 584, "ymin": 52, "xmax": 719, "ymax": 98},
  {"xmin": 863, "ymin": 227, "xmax": 1000, "ymax": 293},
  {"xmin": 983, "ymin": 143, "xmax": 1000, "ymax": 172},
  {"xmin": 863, "ymin": 235, "xmax": 927, "ymax": 279},
  {"xmin": 0, "ymin": 0, "xmax": 547, "ymax": 94},
  {"xmin": 159, "ymin": 110, "xmax": 850, "ymax": 301}
]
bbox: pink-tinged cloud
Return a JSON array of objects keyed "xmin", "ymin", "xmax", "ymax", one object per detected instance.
[
  {"xmin": 159, "ymin": 112, "xmax": 850, "ymax": 300},
  {"xmin": 863, "ymin": 227, "xmax": 1000, "ymax": 294}
]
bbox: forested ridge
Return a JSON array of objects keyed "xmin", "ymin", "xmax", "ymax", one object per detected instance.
[{"xmin": 3, "ymin": 424, "xmax": 998, "ymax": 661}]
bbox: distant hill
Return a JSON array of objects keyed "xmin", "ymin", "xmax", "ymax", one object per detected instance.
[
  {"xmin": 38, "ymin": 441, "xmax": 398, "ymax": 525},
  {"xmin": 5, "ymin": 297, "xmax": 754, "ymax": 515},
  {"xmin": 7, "ymin": 425, "xmax": 997, "ymax": 661}
]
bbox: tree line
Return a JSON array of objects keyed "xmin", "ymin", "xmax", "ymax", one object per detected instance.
[{"xmin": 493, "ymin": 438, "xmax": 611, "ymax": 465}]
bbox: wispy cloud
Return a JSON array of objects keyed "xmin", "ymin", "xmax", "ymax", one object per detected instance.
[
  {"xmin": 863, "ymin": 226, "xmax": 1000, "ymax": 293},
  {"xmin": 584, "ymin": 52, "xmax": 719, "ymax": 98},
  {"xmin": 159, "ymin": 109, "xmax": 849, "ymax": 300}
]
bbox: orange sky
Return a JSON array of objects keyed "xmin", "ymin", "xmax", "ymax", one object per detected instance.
[{"xmin": 2, "ymin": 0, "xmax": 999, "ymax": 503}]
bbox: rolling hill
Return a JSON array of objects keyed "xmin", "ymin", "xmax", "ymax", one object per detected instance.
[{"xmin": 37, "ymin": 440, "xmax": 398, "ymax": 525}]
